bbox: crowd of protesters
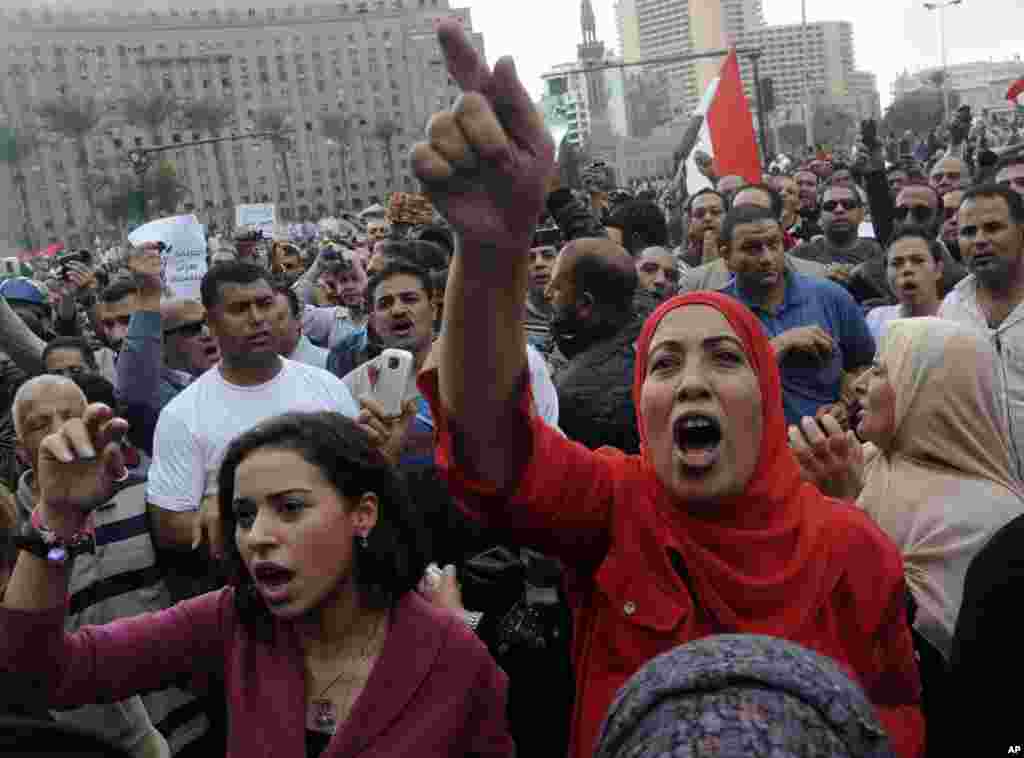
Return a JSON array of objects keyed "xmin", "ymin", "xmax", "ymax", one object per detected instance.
[{"xmin": 2, "ymin": 20, "xmax": 1024, "ymax": 758}]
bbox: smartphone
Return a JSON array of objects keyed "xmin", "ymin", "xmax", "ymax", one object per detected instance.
[{"xmin": 373, "ymin": 348, "xmax": 414, "ymax": 417}]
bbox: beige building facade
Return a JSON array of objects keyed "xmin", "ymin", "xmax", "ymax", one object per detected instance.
[{"xmin": 0, "ymin": 1, "xmax": 483, "ymax": 249}]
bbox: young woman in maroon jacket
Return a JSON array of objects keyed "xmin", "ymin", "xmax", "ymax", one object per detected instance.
[{"xmin": 0, "ymin": 409, "xmax": 513, "ymax": 758}]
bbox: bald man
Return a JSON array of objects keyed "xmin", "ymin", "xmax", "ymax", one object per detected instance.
[
  {"xmin": 11, "ymin": 373, "xmax": 212, "ymax": 756},
  {"xmin": 543, "ymin": 238, "xmax": 658, "ymax": 453},
  {"xmin": 930, "ymin": 155, "xmax": 967, "ymax": 197}
]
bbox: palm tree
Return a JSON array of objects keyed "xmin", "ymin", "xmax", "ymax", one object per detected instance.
[
  {"xmin": 0, "ymin": 127, "xmax": 39, "ymax": 250},
  {"xmin": 253, "ymin": 106, "xmax": 295, "ymax": 216},
  {"xmin": 119, "ymin": 90, "xmax": 180, "ymax": 145},
  {"xmin": 180, "ymin": 97, "xmax": 235, "ymax": 224},
  {"xmin": 35, "ymin": 94, "xmax": 103, "ymax": 239},
  {"xmin": 318, "ymin": 111, "xmax": 355, "ymax": 211},
  {"xmin": 373, "ymin": 117, "xmax": 398, "ymax": 192}
]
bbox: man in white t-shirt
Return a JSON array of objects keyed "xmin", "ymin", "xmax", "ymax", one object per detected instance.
[{"xmin": 146, "ymin": 261, "xmax": 364, "ymax": 563}]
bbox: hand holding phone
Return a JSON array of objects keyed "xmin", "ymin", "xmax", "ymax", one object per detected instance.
[{"xmin": 373, "ymin": 348, "xmax": 415, "ymax": 417}]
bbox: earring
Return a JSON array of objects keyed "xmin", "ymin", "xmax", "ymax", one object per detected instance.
[{"xmin": 360, "ymin": 535, "xmax": 369, "ymax": 549}]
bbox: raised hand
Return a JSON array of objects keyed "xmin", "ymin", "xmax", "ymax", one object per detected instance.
[
  {"xmin": 127, "ymin": 243, "xmax": 164, "ymax": 294},
  {"xmin": 36, "ymin": 403, "xmax": 128, "ymax": 539},
  {"xmin": 788, "ymin": 414, "xmax": 865, "ymax": 500},
  {"xmin": 411, "ymin": 21, "xmax": 555, "ymax": 250}
]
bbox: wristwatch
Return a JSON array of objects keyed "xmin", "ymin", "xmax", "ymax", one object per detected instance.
[
  {"xmin": 13, "ymin": 531, "xmax": 94, "ymax": 565},
  {"xmin": 16, "ymin": 508, "xmax": 95, "ymax": 565}
]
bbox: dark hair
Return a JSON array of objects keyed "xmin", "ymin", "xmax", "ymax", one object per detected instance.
[
  {"xmin": 100, "ymin": 277, "xmax": 138, "ymax": 305},
  {"xmin": 720, "ymin": 204, "xmax": 782, "ymax": 245},
  {"xmin": 377, "ymin": 240, "xmax": 449, "ymax": 272},
  {"xmin": 200, "ymin": 261, "xmax": 270, "ymax": 311},
  {"xmin": 43, "ymin": 336, "xmax": 98, "ymax": 371},
  {"xmin": 217, "ymin": 412, "xmax": 429, "ymax": 641},
  {"xmin": 409, "ymin": 225, "xmax": 454, "ymax": 257},
  {"xmin": 960, "ymin": 183, "xmax": 1024, "ymax": 224},
  {"xmin": 995, "ymin": 152, "xmax": 1024, "ymax": 176},
  {"xmin": 572, "ymin": 251, "xmax": 637, "ymax": 318},
  {"xmin": 732, "ymin": 183, "xmax": 784, "ymax": 219},
  {"xmin": 71, "ymin": 372, "xmax": 118, "ymax": 408},
  {"xmin": 886, "ymin": 225, "xmax": 943, "ymax": 264},
  {"xmin": 272, "ymin": 282, "xmax": 301, "ymax": 320},
  {"xmin": 606, "ymin": 200, "xmax": 669, "ymax": 255},
  {"xmin": 367, "ymin": 259, "xmax": 434, "ymax": 306},
  {"xmin": 685, "ymin": 188, "xmax": 725, "ymax": 214}
]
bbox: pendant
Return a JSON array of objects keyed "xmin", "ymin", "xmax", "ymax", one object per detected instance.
[{"xmin": 309, "ymin": 698, "xmax": 338, "ymax": 735}]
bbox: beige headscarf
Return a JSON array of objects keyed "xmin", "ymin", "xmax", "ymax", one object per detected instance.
[{"xmin": 858, "ymin": 317, "xmax": 1024, "ymax": 661}]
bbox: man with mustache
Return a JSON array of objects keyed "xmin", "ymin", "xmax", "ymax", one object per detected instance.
[{"xmin": 938, "ymin": 184, "xmax": 1024, "ymax": 477}]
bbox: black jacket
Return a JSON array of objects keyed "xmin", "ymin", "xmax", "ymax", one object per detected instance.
[{"xmin": 554, "ymin": 293, "xmax": 659, "ymax": 454}]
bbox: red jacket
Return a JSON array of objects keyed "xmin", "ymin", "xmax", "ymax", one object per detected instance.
[{"xmin": 419, "ymin": 362, "xmax": 924, "ymax": 758}]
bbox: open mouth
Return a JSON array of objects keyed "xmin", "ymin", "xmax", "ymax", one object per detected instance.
[
  {"xmin": 899, "ymin": 281, "xmax": 918, "ymax": 294},
  {"xmin": 973, "ymin": 254, "xmax": 996, "ymax": 269},
  {"xmin": 673, "ymin": 413, "xmax": 723, "ymax": 471},
  {"xmin": 251, "ymin": 564, "xmax": 295, "ymax": 603},
  {"xmin": 391, "ymin": 319, "xmax": 413, "ymax": 336}
]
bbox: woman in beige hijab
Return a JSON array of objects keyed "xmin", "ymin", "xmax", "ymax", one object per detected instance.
[
  {"xmin": 855, "ymin": 318, "xmax": 1024, "ymax": 661},
  {"xmin": 792, "ymin": 317, "xmax": 1024, "ymax": 748}
]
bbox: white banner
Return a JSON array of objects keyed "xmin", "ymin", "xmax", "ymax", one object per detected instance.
[
  {"xmin": 235, "ymin": 203, "xmax": 276, "ymax": 237},
  {"xmin": 128, "ymin": 215, "xmax": 208, "ymax": 301}
]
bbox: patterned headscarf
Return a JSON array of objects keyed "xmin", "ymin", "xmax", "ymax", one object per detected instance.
[{"xmin": 595, "ymin": 634, "xmax": 894, "ymax": 758}]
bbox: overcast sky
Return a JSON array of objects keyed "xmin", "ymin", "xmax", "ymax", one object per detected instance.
[
  {"xmin": 466, "ymin": 0, "xmax": 1024, "ymax": 108},
  {"xmin": 16, "ymin": 0, "xmax": 1024, "ymax": 109}
]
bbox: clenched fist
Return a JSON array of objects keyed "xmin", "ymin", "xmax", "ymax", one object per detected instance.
[{"xmin": 410, "ymin": 21, "xmax": 555, "ymax": 251}]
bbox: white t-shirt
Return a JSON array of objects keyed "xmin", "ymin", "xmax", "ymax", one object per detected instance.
[
  {"xmin": 865, "ymin": 304, "xmax": 904, "ymax": 343},
  {"xmin": 147, "ymin": 358, "xmax": 359, "ymax": 513}
]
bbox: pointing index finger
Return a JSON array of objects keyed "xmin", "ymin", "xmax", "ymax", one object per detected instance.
[{"xmin": 438, "ymin": 20, "xmax": 490, "ymax": 94}]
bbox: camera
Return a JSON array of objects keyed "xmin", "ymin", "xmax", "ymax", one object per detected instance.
[{"xmin": 55, "ymin": 249, "xmax": 92, "ymax": 280}]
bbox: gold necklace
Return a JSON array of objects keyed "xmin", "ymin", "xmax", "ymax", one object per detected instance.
[{"xmin": 307, "ymin": 613, "xmax": 386, "ymax": 735}]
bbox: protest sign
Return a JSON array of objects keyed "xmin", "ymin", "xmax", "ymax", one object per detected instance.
[
  {"xmin": 235, "ymin": 203, "xmax": 276, "ymax": 237},
  {"xmin": 128, "ymin": 215, "xmax": 208, "ymax": 300}
]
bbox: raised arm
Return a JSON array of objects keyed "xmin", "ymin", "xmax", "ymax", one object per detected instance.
[
  {"xmin": 411, "ymin": 23, "xmax": 552, "ymax": 489},
  {"xmin": 410, "ymin": 23, "xmax": 614, "ymax": 565},
  {"xmin": 115, "ymin": 245, "xmax": 164, "ymax": 411}
]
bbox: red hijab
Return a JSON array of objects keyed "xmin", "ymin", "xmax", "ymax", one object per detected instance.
[{"xmin": 631, "ymin": 291, "xmax": 842, "ymax": 637}]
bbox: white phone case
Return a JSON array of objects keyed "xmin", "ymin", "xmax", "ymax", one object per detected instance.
[{"xmin": 374, "ymin": 348, "xmax": 415, "ymax": 417}]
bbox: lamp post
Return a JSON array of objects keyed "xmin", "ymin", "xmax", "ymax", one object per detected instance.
[
  {"xmin": 801, "ymin": 0, "xmax": 815, "ymax": 151},
  {"xmin": 923, "ymin": 0, "xmax": 963, "ymax": 124}
]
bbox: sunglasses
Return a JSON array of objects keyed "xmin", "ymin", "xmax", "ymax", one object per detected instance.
[
  {"xmin": 164, "ymin": 319, "xmax": 207, "ymax": 338},
  {"xmin": 894, "ymin": 206, "xmax": 936, "ymax": 223},
  {"xmin": 822, "ymin": 199, "xmax": 860, "ymax": 212}
]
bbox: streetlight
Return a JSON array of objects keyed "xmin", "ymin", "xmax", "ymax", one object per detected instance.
[{"xmin": 923, "ymin": 0, "xmax": 963, "ymax": 124}]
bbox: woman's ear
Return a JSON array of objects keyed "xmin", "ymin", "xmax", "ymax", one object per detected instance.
[{"xmin": 350, "ymin": 491, "xmax": 380, "ymax": 534}]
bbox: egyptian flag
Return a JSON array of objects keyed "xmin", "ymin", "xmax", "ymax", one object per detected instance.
[
  {"xmin": 1007, "ymin": 77, "xmax": 1024, "ymax": 106},
  {"xmin": 685, "ymin": 49, "xmax": 762, "ymax": 196}
]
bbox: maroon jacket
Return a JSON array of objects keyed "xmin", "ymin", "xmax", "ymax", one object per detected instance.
[{"xmin": 0, "ymin": 588, "xmax": 513, "ymax": 758}]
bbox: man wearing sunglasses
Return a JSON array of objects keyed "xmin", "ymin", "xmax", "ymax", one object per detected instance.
[
  {"xmin": 846, "ymin": 183, "xmax": 966, "ymax": 306},
  {"xmin": 791, "ymin": 186, "xmax": 883, "ymax": 279}
]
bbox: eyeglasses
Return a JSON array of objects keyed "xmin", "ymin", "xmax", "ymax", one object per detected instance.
[
  {"xmin": 931, "ymin": 172, "xmax": 961, "ymax": 182},
  {"xmin": 894, "ymin": 206, "xmax": 936, "ymax": 223},
  {"xmin": 164, "ymin": 319, "xmax": 207, "ymax": 338},
  {"xmin": 822, "ymin": 199, "xmax": 860, "ymax": 212}
]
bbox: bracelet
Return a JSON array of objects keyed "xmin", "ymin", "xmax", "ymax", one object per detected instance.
[{"xmin": 22, "ymin": 507, "xmax": 95, "ymax": 565}]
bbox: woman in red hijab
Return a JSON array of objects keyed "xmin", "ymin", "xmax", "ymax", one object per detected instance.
[
  {"xmin": 420, "ymin": 291, "xmax": 923, "ymax": 758},
  {"xmin": 410, "ymin": 23, "xmax": 921, "ymax": 758}
]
